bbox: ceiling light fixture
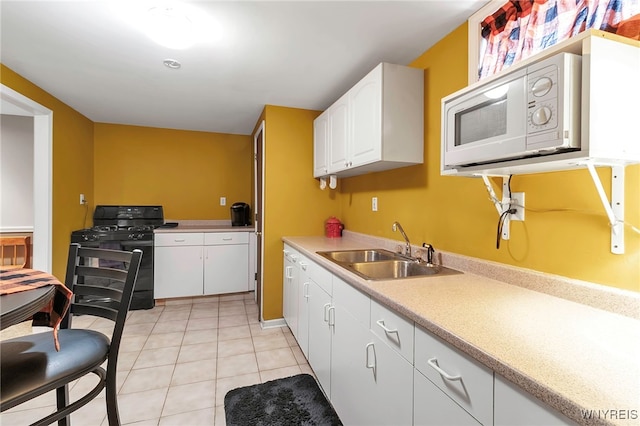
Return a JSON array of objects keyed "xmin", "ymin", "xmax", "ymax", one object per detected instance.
[{"xmin": 163, "ymin": 59, "xmax": 181, "ymax": 69}]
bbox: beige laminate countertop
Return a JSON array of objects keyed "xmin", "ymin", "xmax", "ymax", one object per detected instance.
[
  {"xmin": 154, "ymin": 224, "xmax": 255, "ymax": 233},
  {"xmin": 283, "ymin": 235, "xmax": 640, "ymax": 426}
]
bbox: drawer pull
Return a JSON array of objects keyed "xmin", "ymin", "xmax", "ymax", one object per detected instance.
[
  {"xmin": 299, "ymin": 261, "xmax": 308, "ymax": 271},
  {"xmin": 222, "ymin": 237, "xmax": 233, "ymax": 241},
  {"xmin": 427, "ymin": 357, "xmax": 461, "ymax": 381},
  {"xmin": 174, "ymin": 239, "xmax": 185, "ymax": 242},
  {"xmin": 376, "ymin": 319, "xmax": 398, "ymax": 334}
]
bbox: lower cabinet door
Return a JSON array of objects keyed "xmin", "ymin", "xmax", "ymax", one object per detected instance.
[
  {"xmin": 203, "ymin": 244, "xmax": 249, "ymax": 294},
  {"xmin": 330, "ymin": 304, "xmax": 375, "ymax": 425},
  {"xmin": 307, "ymin": 281, "xmax": 332, "ymax": 398},
  {"xmin": 154, "ymin": 246, "xmax": 203, "ymax": 298},
  {"xmin": 365, "ymin": 332, "xmax": 413, "ymax": 426},
  {"xmin": 414, "ymin": 369, "xmax": 481, "ymax": 426},
  {"xmin": 331, "ymin": 305, "xmax": 413, "ymax": 426}
]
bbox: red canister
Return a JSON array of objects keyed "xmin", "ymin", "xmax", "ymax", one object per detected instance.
[{"xmin": 325, "ymin": 217, "xmax": 344, "ymax": 238}]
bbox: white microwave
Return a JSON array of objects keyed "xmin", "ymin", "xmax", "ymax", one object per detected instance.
[{"xmin": 442, "ymin": 52, "xmax": 581, "ymax": 171}]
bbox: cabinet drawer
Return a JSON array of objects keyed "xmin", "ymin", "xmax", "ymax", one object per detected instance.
[
  {"xmin": 155, "ymin": 232, "xmax": 203, "ymax": 247},
  {"xmin": 332, "ymin": 276, "xmax": 369, "ymax": 327},
  {"xmin": 205, "ymin": 232, "xmax": 249, "ymax": 245},
  {"xmin": 414, "ymin": 369, "xmax": 481, "ymax": 425},
  {"xmin": 299, "ymin": 256, "xmax": 332, "ymax": 295},
  {"xmin": 370, "ymin": 298, "xmax": 414, "ymax": 363},
  {"xmin": 414, "ymin": 325, "xmax": 494, "ymax": 425}
]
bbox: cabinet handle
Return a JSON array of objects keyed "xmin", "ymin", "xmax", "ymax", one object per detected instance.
[
  {"xmin": 303, "ymin": 282, "xmax": 310, "ymax": 299},
  {"xmin": 376, "ymin": 319, "xmax": 398, "ymax": 334},
  {"xmin": 365, "ymin": 342, "xmax": 377, "ymax": 378},
  {"xmin": 323, "ymin": 303, "xmax": 331, "ymax": 322},
  {"xmin": 285, "ymin": 266, "xmax": 292, "ymax": 279},
  {"xmin": 299, "ymin": 261, "xmax": 308, "ymax": 271},
  {"xmin": 427, "ymin": 357, "xmax": 462, "ymax": 381},
  {"xmin": 328, "ymin": 306, "xmax": 335, "ymax": 326},
  {"xmin": 291, "ymin": 255, "xmax": 298, "ymax": 262},
  {"xmin": 222, "ymin": 237, "xmax": 233, "ymax": 241},
  {"xmin": 174, "ymin": 239, "xmax": 185, "ymax": 242}
]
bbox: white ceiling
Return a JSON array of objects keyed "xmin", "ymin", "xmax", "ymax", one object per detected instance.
[{"xmin": 1, "ymin": 1, "xmax": 487, "ymax": 135}]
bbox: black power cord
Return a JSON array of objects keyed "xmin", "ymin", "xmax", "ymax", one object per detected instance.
[{"xmin": 496, "ymin": 208, "xmax": 518, "ymax": 249}]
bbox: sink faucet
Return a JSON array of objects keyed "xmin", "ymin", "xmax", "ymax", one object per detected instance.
[
  {"xmin": 422, "ymin": 243, "xmax": 435, "ymax": 265},
  {"xmin": 392, "ymin": 221, "xmax": 411, "ymax": 257}
]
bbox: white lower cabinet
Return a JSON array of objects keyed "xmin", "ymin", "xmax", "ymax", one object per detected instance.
[
  {"xmin": 414, "ymin": 325, "xmax": 494, "ymax": 425},
  {"xmin": 331, "ymin": 277, "xmax": 413, "ymax": 426},
  {"xmin": 282, "ymin": 244, "xmax": 573, "ymax": 426},
  {"xmin": 296, "ymin": 255, "xmax": 312, "ymax": 358},
  {"xmin": 155, "ymin": 233, "xmax": 204, "ymax": 298},
  {"xmin": 494, "ymin": 374, "xmax": 576, "ymax": 425},
  {"xmin": 204, "ymin": 233, "xmax": 249, "ymax": 295},
  {"xmin": 155, "ymin": 232, "xmax": 250, "ymax": 299},
  {"xmin": 307, "ymin": 279, "xmax": 333, "ymax": 398},
  {"xmin": 282, "ymin": 246, "xmax": 300, "ymax": 337}
]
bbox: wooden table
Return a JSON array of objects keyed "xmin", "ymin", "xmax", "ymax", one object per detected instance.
[
  {"xmin": 1, "ymin": 285, "xmax": 55, "ymax": 330},
  {"xmin": 0, "ymin": 267, "xmax": 70, "ymax": 333}
]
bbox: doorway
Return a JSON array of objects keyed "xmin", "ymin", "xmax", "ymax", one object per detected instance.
[
  {"xmin": 0, "ymin": 84, "xmax": 53, "ymax": 272},
  {"xmin": 253, "ymin": 121, "xmax": 265, "ymax": 322}
]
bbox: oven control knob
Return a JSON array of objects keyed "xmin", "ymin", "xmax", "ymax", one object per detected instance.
[
  {"xmin": 532, "ymin": 106, "xmax": 552, "ymax": 126},
  {"xmin": 137, "ymin": 233, "xmax": 144, "ymax": 240},
  {"xmin": 128, "ymin": 233, "xmax": 135, "ymax": 240}
]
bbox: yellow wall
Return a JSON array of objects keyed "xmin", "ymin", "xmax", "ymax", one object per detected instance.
[
  {"xmin": 1, "ymin": 64, "xmax": 94, "ymax": 280},
  {"xmin": 338, "ymin": 24, "xmax": 640, "ymax": 292},
  {"xmin": 93, "ymin": 123, "xmax": 252, "ymax": 219},
  {"xmin": 260, "ymin": 105, "xmax": 341, "ymax": 320}
]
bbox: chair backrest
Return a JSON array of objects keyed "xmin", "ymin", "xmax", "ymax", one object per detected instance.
[
  {"xmin": 0, "ymin": 236, "xmax": 31, "ymax": 269},
  {"xmin": 61, "ymin": 243, "xmax": 142, "ymax": 359}
]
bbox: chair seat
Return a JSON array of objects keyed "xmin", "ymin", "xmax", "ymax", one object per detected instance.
[{"xmin": 0, "ymin": 329, "xmax": 110, "ymax": 408}]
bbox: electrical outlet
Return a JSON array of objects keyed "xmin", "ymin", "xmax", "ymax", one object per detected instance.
[
  {"xmin": 79, "ymin": 194, "xmax": 86, "ymax": 205},
  {"xmin": 372, "ymin": 197, "xmax": 378, "ymax": 212},
  {"xmin": 511, "ymin": 192, "xmax": 525, "ymax": 221},
  {"xmin": 220, "ymin": 197, "xmax": 226, "ymax": 206}
]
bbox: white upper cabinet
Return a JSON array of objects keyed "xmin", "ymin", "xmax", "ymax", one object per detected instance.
[
  {"xmin": 314, "ymin": 62, "xmax": 424, "ymax": 178},
  {"xmin": 313, "ymin": 110, "xmax": 329, "ymax": 177},
  {"xmin": 328, "ymin": 93, "xmax": 350, "ymax": 173}
]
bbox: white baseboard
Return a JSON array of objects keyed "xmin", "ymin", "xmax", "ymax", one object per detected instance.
[{"xmin": 260, "ymin": 318, "xmax": 287, "ymax": 329}]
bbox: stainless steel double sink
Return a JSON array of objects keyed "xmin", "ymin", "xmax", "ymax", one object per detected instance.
[{"xmin": 316, "ymin": 249, "xmax": 461, "ymax": 281}]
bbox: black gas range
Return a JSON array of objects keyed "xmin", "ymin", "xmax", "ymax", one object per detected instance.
[{"xmin": 70, "ymin": 205, "xmax": 164, "ymax": 310}]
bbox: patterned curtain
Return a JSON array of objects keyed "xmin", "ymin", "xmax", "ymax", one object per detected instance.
[{"xmin": 478, "ymin": 0, "xmax": 640, "ymax": 80}]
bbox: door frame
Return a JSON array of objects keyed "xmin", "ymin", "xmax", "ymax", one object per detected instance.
[
  {"xmin": 253, "ymin": 120, "xmax": 265, "ymax": 321},
  {"xmin": 1, "ymin": 84, "xmax": 53, "ymax": 272}
]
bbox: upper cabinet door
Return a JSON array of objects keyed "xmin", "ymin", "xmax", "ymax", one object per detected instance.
[
  {"xmin": 313, "ymin": 62, "xmax": 423, "ymax": 179},
  {"xmin": 328, "ymin": 93, "xmax": 349, "ymax": 173},
  {"xmin": 349, "ymin": 65, "xmax": 382, "ymax": 168},
  {"xmin": 313, "ymin": 110, "xmax": 329, "ymax": 178}
]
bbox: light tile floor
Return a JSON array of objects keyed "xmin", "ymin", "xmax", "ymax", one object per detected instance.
[{"xmin": 1, "ymin": 292, "xmax": 313, "ymax": 425}]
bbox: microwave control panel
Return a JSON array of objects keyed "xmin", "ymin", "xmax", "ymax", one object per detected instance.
[{"xmin": 526, "ymin": 63, "xmax": 559, "ymax": 132}]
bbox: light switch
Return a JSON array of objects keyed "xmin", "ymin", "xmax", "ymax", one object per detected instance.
[{"xmin": 220, "ymin": 197, "xmax": 226, "ymax": 206}]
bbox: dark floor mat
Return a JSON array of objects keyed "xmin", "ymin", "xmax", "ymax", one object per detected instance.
[{"xmin": 224, "ymin": 374, "xmax": 342, "ymax": 426}]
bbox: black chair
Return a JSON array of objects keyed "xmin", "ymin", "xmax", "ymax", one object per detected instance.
[{"xmin": 0, "ymin": 243, "xmax": 142, "ymax": 426}]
